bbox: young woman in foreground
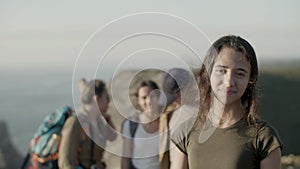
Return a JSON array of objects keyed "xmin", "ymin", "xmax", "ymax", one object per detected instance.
[{"xmin": 171, "ymin": 35, "xmax": 283, "ymax": 169}]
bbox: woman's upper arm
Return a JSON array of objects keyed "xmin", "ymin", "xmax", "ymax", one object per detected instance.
[
  {"xmin": 260, "ymin": 147, "xmax": 281, "ymax": 169},
  {"xmin": 170, "ymin": 146, "xmax": 188, "ymax": 169},
  {"xmin": 122, "ymin": 137, "xmax": 133, "ymax": 157},
  {"xmin": 121, "ymin": 137, "xmax": 132, "ymax": 169},
  {"xmin": 121, "ymin": 120, "xmax": 133, "ymax": 169}
]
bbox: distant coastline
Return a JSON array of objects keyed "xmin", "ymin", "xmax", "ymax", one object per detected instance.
[{"xmin": 1, "ymin": 60, "xmax": 300, "ymax": 156}]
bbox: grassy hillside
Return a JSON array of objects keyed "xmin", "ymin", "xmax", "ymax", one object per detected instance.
[{"xmin": 259, "ymin": 67, "xmax": 300, "ymax": 155}]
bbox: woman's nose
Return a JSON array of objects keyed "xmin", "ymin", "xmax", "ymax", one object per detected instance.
[
  {"xmin": 146, "ymin": 96, "xmax": 151, "ymax": 105},
  {"xmin": 224, "ymin": 72, "xmax": 235, "ymax": 87}
]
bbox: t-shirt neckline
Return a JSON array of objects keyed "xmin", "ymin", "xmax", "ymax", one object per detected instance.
[{"xmin": 215, "ymin": 117, "xmax": 245, "ymax": 131}]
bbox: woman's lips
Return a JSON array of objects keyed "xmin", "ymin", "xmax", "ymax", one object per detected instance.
[{"xmin": 226, "ymin": 89, "xmax": 236, "ymax": 95}]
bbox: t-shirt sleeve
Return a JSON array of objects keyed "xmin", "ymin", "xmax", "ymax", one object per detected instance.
[
  {"xmin": 171, "ymin": 120, "xmax": 192, "ymax": 155},
  {"xmin": 122, "ymin": 120, "xmax": 131, "ymax": 138},
  {"xmin": 256, "ymin": 121, "xmax": 283, "ymax": 160}
]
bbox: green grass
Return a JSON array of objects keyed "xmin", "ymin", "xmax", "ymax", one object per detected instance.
[{"xmin": 259, "ymin": 66, "xmax": 300, "ymax": 155}]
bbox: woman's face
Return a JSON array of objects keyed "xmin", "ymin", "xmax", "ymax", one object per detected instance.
[
  {"xmin": 138, "ymin": 86, "xmax": 156, "ymax": 112},
  {"xmin": 97, "ymin": 90, "xmax": 110, "ymax": 113},
  {"xmin": 210, "ymin": 47, "xmax": 251, "ymax": 106}
]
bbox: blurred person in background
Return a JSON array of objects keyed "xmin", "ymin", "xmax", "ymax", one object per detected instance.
[
  {"xmin": 158, "ymin": 68, "xmax": 198, "ymax": 169},
  {"xmin": 121, "ymin": 80, "xmax": 160, "ymax": 169},
  {"xmin": 59, "ymin": 79, "xmax": 116, "ymax": 169}
]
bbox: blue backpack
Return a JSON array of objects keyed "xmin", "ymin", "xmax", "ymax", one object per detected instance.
[{"xmin": 25, "ymin": 106, "xmax": 75, "ymax": 169}]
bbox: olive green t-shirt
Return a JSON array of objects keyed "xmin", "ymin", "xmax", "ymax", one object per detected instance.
[{"xmin": 171, "ymin": 118, "xmax": 282, "ymax": 169}]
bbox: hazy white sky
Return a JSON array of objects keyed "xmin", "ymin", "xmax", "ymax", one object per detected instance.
[{"xmin": 1, "ymin": 0, "xmax": 299, "ymax": 69}]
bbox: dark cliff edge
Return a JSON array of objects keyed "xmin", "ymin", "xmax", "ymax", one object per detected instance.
[{"xmin": 0, "ymin": 121, "xmax": 24, "ymax": 169}]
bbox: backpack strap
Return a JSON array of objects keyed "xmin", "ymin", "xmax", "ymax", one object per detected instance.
[{"xmin": 129, "ymin": 120, "xmax": 138, "ymax": 138}]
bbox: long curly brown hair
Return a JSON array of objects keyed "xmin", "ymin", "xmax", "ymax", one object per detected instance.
[{"xmin": 197, "ymin": 35, "xmax": 259, "ymax": 125}]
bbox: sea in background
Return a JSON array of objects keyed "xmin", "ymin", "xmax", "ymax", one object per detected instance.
[{"xmin": 0, "ymin": 67, "xmax": 74, "ymax": 155}]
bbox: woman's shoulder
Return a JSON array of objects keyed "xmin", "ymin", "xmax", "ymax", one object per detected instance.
[
  {"xmin": 61, "ymin": 115, "xmax": 82, "ymax": 136},
  {"xmin": 121, "ymin": 115, "xmax": 140, "ymax": 136},
  {"xmin": 122, "ymin": 114, "xmax": 139, "ymax": 127},
  {"xmin": 170, "ymin": 117, "xmax": 199, "ymax": 155},
  {"xmin": 122, "ymin": 119, "xmax": 130, "ymax": 129},
  {"xmin": 254, "ymin": 119, "xmax": 283, "ymax": 147},
  {"xmin": 65, "ymin": 115, "xmax": 80, "ymax": 126},
  {"xmin": 255, "ymin": 119, "xmax": 280, "ymax": 135},
  {"xmin": 171, "ymin": 117, "xmax": 199, "ymax": 140}
]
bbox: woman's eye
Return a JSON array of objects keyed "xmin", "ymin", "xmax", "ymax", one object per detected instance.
[
  {"xmin": 237, "ymin": 72, "xmax": 246, "ymax": 77},
  {"xmin": 237, "ymin": 72, "xmax": 246, "ymax": 76},
  {"xmin": 216, "ymin": 69, "xmax": 226, "ymax": 74}
]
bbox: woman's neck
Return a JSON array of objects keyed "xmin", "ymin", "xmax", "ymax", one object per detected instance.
[
  {"xmin": 140, "ymin": 109, "xmax": 158, "ymax": 123},
  {"xmin": 210, "ymin": 99, "xmax": 243, "ymax": 128},
  {"xmin": 139, "ymin": 110, "xmax": 159, "ymax": 133}
]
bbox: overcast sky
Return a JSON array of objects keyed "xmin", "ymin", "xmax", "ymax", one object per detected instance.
[{"xmin": 1, "ymin": 0, "xmax": 299, "ymax": 70}]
